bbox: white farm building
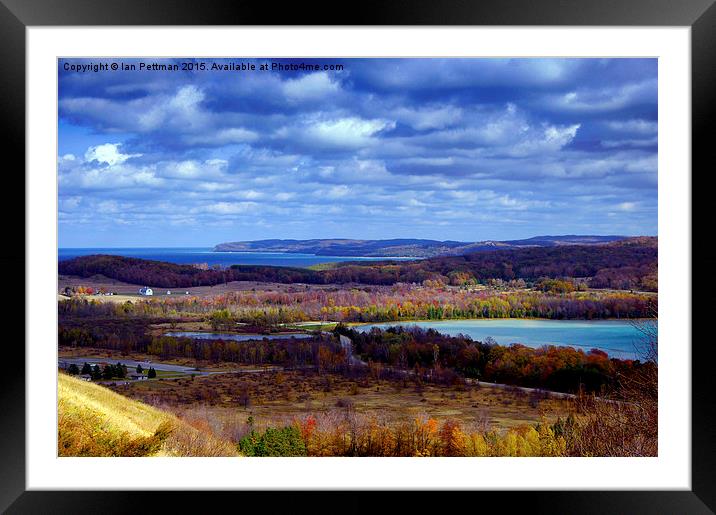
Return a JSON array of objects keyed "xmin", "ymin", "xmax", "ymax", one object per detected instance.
[{"xmin": 139, "ymin": 287, "xmax": 154, "ymax": 296}]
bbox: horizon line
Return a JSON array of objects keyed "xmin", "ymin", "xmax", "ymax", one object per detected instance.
[{"xmin": 58, "ymin": 233, "xmax": 658, "ymax": 250}]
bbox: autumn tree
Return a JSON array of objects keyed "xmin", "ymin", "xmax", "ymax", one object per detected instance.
[{"xmin": 439, "ymin": 419, "xmax": 466, "ymax": 456}]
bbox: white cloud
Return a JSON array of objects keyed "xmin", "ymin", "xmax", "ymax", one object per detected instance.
[
  {"xmin": 624, "ymin": 155, "xmax": 657, "ymax": 173},
  {"xmin": 325, "ymin": 185, "xmax": 350, "ymax": 199},
  {"xmin": 185, "ymin": 128, "xmax": 259, "ymax": 145},
  {"xmin": 403, "ymin": 105, "xmax": 578, "ymax": 158},
  {"xmin": 447, "ymin": 190, "xmax": 498, "ymax": 203},
  {"xmin": 549, "ymin": 79, "xmax": 657, "ymax": 113},
  {"xmin": 283, "ymin": 72, "xmax": 340, "ymax": 101},
  {"xmin": 165, "ymin": 160, "xmax": 201, "ymax": 178},
  {"xmin": 234, "ymin": 190, "xmax": 263, "ymax": 200},
  {"xmin": 196, "ymin": 182, "xmax": 224, "ymax": 192},
  {"xmin": 402, "ymin": 157, "xmax": 455, "ymax": 167},
  {"xmin": 201, "ymin": 202, "xmax": 256, "ymax": 214},
  {"xmin": 59, "ymin": 196, "xmax": 81, "ymax": 211},
  {"xmin": 394, "ymin": 106, "xmax": 462, "ymax": 130},
  {"xmin": 601, "ymin": 137, "xmax": 657, "ymax": 148},
  {"xmin": 160, "ymin": 159, "xmax": 227, "ymax": 179},
  {"xmin": 138, "ymin": 85, "xmax": 207, "ymax": 131},
  {"xmin": 84, "ymin": 143, "xmax": 141, "ymax": 166},
  {"xmin": 60, "ymin": 160, "xmax": 163, "ymax": 191},
  {"xmin": 279, "ymin": 117, "xmax": 395, "ymax": 149},
  {"xmin": 606, "ymin": 119, "xmax": 658, "ymax": 134},
  {"xmin": 508, "ymin": 123, "xmax": 580, "ymax": 156},
  {"xmin": 170, "ymin": 85, "xmax": 204, "ymax": 111},
  {"xmin": 97, "ymin": 200, "xmax": 121, "ymax": 213}
]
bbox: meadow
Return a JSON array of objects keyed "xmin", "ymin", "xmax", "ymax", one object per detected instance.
[
  {"xmin": 109, "ymin": 368, "xmax": 570, "ymax": 430},
  {"xmin": 58, "ymin": 373, "xmax": 238, "ymax": 457}
]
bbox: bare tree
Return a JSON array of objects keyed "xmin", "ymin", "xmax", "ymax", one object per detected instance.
[{"xmin": 569, "ymin": 308, "xmax": 658, "ymax": 456}]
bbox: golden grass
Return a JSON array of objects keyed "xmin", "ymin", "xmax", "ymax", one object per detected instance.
[{"xmin": 58, "ymin": 373, "xmax": 239, "ymax": 457}]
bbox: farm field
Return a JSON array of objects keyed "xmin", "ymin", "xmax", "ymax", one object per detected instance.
[{"xmin": 58, "ymin": 274, "xmax": 344, "ymax": 302}]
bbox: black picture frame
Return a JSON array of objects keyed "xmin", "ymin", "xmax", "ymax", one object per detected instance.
[{"xmin": 2, "ymin": 1, "xmax": 714, "ymax": 512}]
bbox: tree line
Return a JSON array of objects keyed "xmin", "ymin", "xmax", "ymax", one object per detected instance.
[
  {"xmin": 335, "ymin": 325, "xmax": 652, "ymax": 394},
  {"xmin": 59, "ymin": 287, "xmax": 656, "ymax": 326},
  {"xmin": 146, "ymin": 333, "xmax": 345, "ymax": 371}
]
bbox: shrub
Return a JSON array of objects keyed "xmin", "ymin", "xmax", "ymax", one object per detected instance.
[
  {"xmin": 58, "ymin": 410, "xmax": 172, "ymax": 457},
  {"xmin": 335, "ymin": 398, "xmax": 353, "ymax": 409},
  {"xmin": 238, "ymin": 426, "xmax": 307, "ymax": 457}
]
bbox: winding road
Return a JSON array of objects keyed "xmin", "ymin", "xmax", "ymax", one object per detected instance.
[
  {"xmin": 58, "ymin": 357, "xmax": 281, "ymax": 378},
  {"xmin": 338, "ymin": 334, "xmax": 367, "ymax": 367},
  {"xmin": 59, "ymin": 335, "xmax": 576, "ymax": 400}
]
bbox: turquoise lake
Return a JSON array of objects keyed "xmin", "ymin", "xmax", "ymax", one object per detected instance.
[{"xmin": 355, "ymin": 319, "xmax": 654, "ymax": 360}]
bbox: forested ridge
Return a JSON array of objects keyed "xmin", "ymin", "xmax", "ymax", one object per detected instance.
[
  {"xmin": 213, "ymin": 234, "xmax": 626, "ymax": 257},
  {"xmin": 59, "ymin": 237, "xmax": 657, "ymax": 291}
]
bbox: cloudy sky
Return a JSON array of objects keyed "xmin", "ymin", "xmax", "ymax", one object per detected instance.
[{"xmin": 58, "ymin": 58, "xmax": 657, "ymax": 247}]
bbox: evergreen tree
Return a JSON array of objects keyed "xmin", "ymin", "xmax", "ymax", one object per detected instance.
[
  {"xmin": 102, "ymin": 365, "xmax": 113, "ymax": 379},
  {"xmin": 91, "ymin": 365, "xmax": 102, "ymax": 380},
  {"xmin": 136, "ymin": 364, "xmax": 143, "ymax": 374},
  {"xmin": 148, "ymin": 367, "xmax": 157, "ymax": 379},
  {"xmin": 238, "ymin": 426, "xmax": 307, "ymax": 457},
  {"xmin": 81, "ymin": 362, "xmax": 91, "ymax": 375},
  {"xmin": 67, "ymin": 364, "xmax": 79, "ymax": 375}
]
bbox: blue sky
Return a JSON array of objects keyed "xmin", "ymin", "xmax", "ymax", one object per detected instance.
[{"xmin": 58, "ymin": 58, "xmax": 657, "ymax": 247}]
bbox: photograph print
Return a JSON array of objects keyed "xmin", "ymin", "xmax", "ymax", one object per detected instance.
[{"xmin": 57, "ymin": 57, "xmax": 658, "ymax": 458}]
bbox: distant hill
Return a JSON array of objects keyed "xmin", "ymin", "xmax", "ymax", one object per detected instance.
[
  {"xmin": 214, "ymin": 235, "xmax": 627, "ymax": 258},
  {"xmin": 60, "ymin": 237, "xmax": 656, "ymax": 291}
]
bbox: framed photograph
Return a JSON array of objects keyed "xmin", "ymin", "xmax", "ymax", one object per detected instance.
[{"xmin": 4, "ymin": 0, "xmax": 714, "ymax": 511}]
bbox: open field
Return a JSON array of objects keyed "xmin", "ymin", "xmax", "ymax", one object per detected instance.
[
  {"xmin": 108, "ymin": 368, "xmax": 571, "ymax": 432},
  {"xmin": 60, "ymin": 272, "xmax": 656, "ymax": 298},
  {"xmin": 58, "ymin": 274, "xmax": 349, "ymax": 302}
]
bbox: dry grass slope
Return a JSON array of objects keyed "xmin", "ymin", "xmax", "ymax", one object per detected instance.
[{"xmin": 58, "ymin": 373, "xmax": 239, "ymax": 457}]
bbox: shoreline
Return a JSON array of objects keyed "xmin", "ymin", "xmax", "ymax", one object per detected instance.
[{"xmin": 347, "ymin": 317, "xmax": 653, "ymax": 327}]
